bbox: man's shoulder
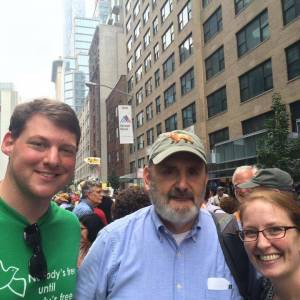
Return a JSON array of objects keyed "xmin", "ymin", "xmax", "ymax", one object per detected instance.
[{"xmin": 103, "ymin": 206, "xmax": 152, "ymax": 235}]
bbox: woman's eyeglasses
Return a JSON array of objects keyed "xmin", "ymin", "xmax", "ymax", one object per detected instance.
[
  {"xmin": 24, "ymin": 223, "xmax": 48, "ymax": 280},
  {"xmin": 238, "ymin": 226, "xmax": 299, "ymax": 242}
]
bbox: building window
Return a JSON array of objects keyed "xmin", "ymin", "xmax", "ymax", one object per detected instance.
[
  {"xmin": 209, "ymin": 127, "xmax": 229, "ymax": 149},
  {"xmin": 136, "ymin": 88, "xmax": 144, "ymax": 105},
  {"xmin": 207, "ymin": 86, "xmax": 227, "ymax": 118},
  {"xmin": 130, "ymin": 161, "xmax": 135, "ymax": 172},
  {"xmin": 134, "ymin": 21, "xmax": 141, "ymax": 40},
  {"xmin": 137, "ymin": 134, "xmax": 144, "ymax": 150},
  {"xmin": 236, "ymin": 10, "xmax": 269, "ymax": 57},
  {"xmin": 239, "ymin": 59, "xmax": 273, "ymax": 102},
  {"xmin": 135, "ymin": 43, "xmax": 142, "ymax": 61},
  {"xmin": 205, "ymin": 46, "xmax": 224, "ymax": 80},
  {"xmin": 153, "ymin": 16, "xmax": 158, "ymax": 35},
  {"xmin": 135, "ymin": 65, "xmax": 143, "ymax": 83},
  {"xmin": 147, "ymin": 128, "xmax": 155, "ymax": 145},
  {"xmin": 144, "ymin": 29, "xmax": 151, "ymax": 49},
  {"xmin": 154, "ymin": 43, "xmax": 160, "ymax": 61},
  {"xmin": 126, "ymin": 16, "xmax": 132, "ymax": 33},
  {"xmin": 127, "ymin": 57, "xmax": 133, "ymax": 72},
  {"xmin": 152, "ymin": 0, "xmax": 157, "ymax": 9},
  {"xmin": 202, "ymin": 0, "xmax": 211, "ymax": 8},
  {"xmin": 235, "ymin": 0, "xmax": 253, "ymax": 15},
  {"xmin": 146, "ymin": 103, "xmax": 154, "ymax": 121},
  {"xmin": 242, "ymin": 111, "xmax": 273, "ymax": 135},
  {"xmin": 136, "ymin": 111, "xmax": 144, "ymax": 128},
  {"xmin": 178, "ymin": 0, "xmax": 192, "ymax": 31},
  {"xmin": 155, "ymin": 69, "xmax": 160, "ymax": 87},
  {"xmin": 163, "ymin": 53, "xmax": 175, "ymax": 79},
  {"xmin": 182, "ymin": 102, "xmax": 196, "ymax": 128},
  {"xmin": 127, "ymin": 36, "xmax": 133, "ymax": 52},
  {"xmin": 203, "ymin": 6, "xmax": 222, "ymax": 43},
  {"xmin": 133, "ymin": 0, "xmax": 141, "ymax": 19},
  {"xmin": 161, "ymin": 0, "xmax": 173, "ymax": 23},
  {"xmin": 156, "ymin": 123, "xmax": 162, "ymax": 136},
  {"xmin": 138, "ymin": 157, "xmax": 145, "ymax": 168},
  {"xmin": 144, "ymin": 53, "xmax": 152, "ymax": 72},
  {"xmin": 125, "ymin": 0, "xmax": 131, "ymax": 14},
  {"xmin": 145, "ymin": 78, "xmax": 153, "ymax": 96},
  {"xmin": 165, "ymin": 114, "xmax": 177, "ymax": 131},
  {"xmin": 164, "ymin": 83, "xmax": 176, "ymax": 107},
  {"xmin": 290, "ymin": 100, "xmax": 300, "ymax": 132},
  {"xmin": 181, "ymin": 67, "xmax": 194, "ymax": 95},
  {"xmin": 155, "ymin": 96, "xmax": 161, "ymax": 113},
  {"xmin": 282, "ymin": 0, "xmax": 300, "ymax": 25},
  {"xmin": 128, "ymin": 76, "xmax": 133, "ymax": 93},
  {"xmin": 143, "ymin": 5, "xmax": 150, "ymax": 25},
  {"xmin": 285, "ymin": 40, "xmax": 300, "ymax": 80},
  {"xmin": 179, "ymin": 34, "xmax": 193, "ymax": 63},
  {"xmin": 162, "ymin": 24, "xmax": 174, "ymax": 51}
]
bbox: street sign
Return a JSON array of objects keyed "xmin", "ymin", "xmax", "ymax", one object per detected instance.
[{"xmin": 84, "ymin": 157, "xmax": 101, "ymax": 165}]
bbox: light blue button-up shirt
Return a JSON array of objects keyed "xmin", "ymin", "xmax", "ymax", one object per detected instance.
[
  {"xmin": 76, "ymin": 206, "xmax": 243, "ymax": 300},
  {"xmin": 73, "ymin": 198, "xmax": 93, "ymax": 218}
]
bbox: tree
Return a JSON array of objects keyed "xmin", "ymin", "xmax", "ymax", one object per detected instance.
[
  {"xmin": 257, "ymin": 92, "xmax": 300, "ymax": 182},
  {"xmin": 108, "ymin": 170, "xmax": 120, "ymax": 191}
]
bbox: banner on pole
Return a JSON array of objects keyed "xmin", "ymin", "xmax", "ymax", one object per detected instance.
[{"xmin": 118, "ymin": 105, "xmax": 134, "ymax": 144}]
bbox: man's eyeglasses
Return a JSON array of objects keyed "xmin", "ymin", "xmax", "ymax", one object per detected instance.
[
  {"xmin": 238, "ymin": 226, "xmax": 299, "ymax": 242},
  {"xmin": 24, "ymin": 223, "xmax": 48, "ymax": 280}
]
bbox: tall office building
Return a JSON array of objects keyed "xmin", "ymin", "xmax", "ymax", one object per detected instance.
[
  {"xmin": 124, "ymin": 0, "xmax": 300, "ymax": 181},
  {"xmin": 63, "ymin": 0, "xmax": 86, "ymax": 57},
  {"xmin": 94, "ymin": 0, "xmax": 112, "ymax": 23},
  {"xmin": 63, "ymin": 17, "xmax": 99, "ymax": 112},
  {"xmin": 0, "ymin": 83, "xmax": 18, "ymax": 178}
]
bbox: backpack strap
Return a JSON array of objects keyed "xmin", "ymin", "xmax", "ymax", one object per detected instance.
[{"xmin": 210, "ymin": 212, "xmax": 257, "ymax": 300}]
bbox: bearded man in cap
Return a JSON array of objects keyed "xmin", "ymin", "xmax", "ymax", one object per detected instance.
[{"xmin": 76, "ymin": 130, "xmax": 247, "ymax": 300}]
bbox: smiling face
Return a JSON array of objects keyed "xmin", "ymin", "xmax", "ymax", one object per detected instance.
[
  {"xmin": 241, "ymin": 199, "xmax": 300, "ymax": 281},
  {"xmin": 1, "ymin": 114, "xmax": 77, "ymax": 202},
  {"xmin": 144, "ymin": 152, "xmax": 208, "ymax": 233}
]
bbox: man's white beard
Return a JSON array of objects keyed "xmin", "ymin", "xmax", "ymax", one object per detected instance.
[{"xmin": 149, "ymin": 183, "xmax": 199, "ymax": 225}]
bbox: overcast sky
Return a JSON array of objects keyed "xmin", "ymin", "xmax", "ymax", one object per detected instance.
[{"xmin": 0, "ymin": 0, "xmax": 94, "ymax": 102}]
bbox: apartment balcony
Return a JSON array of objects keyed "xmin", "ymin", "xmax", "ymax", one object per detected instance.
[{"xmin": 208, "ymin": 130, "xmax": 267, "ymax": 179}]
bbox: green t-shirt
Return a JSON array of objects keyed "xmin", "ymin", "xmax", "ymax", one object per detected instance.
[{"xmin": 0, "ymin": 198, "xmax": 80, "ymax": 300}]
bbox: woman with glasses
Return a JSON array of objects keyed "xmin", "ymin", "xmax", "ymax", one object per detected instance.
[{"xmin": 238, "ymin": 168, "xmax": 300, "ymax": 300}]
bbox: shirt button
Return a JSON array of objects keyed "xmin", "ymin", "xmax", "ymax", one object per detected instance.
[{"xmin": 176, "ymin": 283, "xmax": 183, "ymax": 289}]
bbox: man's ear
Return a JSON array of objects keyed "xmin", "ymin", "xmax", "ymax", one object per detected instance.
[
  {"xmin": 1, "ymin": 132, "xmax": 15, "ymax": 156},
  {"xmin": 143, "ymin": 166, "xmax": 151, "ymax": 192}
]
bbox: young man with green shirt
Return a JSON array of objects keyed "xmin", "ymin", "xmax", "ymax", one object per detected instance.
[{"xmin": 0, "ymin": 99, "xmax": 81, "ymax": 299}]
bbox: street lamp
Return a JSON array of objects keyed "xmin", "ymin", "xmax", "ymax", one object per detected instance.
[{"xmin": 86, "ymin": 81, "xmax": 138, "ymax": 184}]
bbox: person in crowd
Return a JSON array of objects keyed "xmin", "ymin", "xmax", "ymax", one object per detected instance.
[
  {"xmin": 73, "ymin": 181, "xmax": 104, "ymax": 221},
  {"xmin": 97, "ymin": 195, "xmax": 113, "ymax": 223},
  {"xmin": 220, "ymin": 196, "xmax": 239, "ymax": 214},
  {"xmin": 0, "ymin": 99, "xmax": 81, "ymax": 299},
  {"xmin": 238, "ymin": 168, "xmax": 300, "ymax": 300},
  {"xmin": 111, "ymin": 186, "xmax": 151, "ymax": 220},
  {"xmin": 78, "ymin": 214, "xmax": 105, "ymax": 267},
  {"xmin": 70, "ymin": 191, "xmax": 80, "ymax": 206},
  {"xmin": 75, "ymin": 130, "xmax": 254, "ymax": 299},
  {"xmin": 232, "ymin": 165, "xmax": 258, "ymax": 203},
  {"xmin": 54, "ymin": 192, "xmax": 74, "ymax": 211},
  {"xmin": 208, "ymin": 186, "xmax": 229, "ymax": 206},
  {"xmin": 202, "ymin": 186, "xmax": 224, "ymax": 213}
]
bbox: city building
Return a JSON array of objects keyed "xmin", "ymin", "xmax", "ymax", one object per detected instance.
[
  {"xmin": 63, "ymin": 17, "xmax": 99, "ymax": 113},
  {"xmin": 106, "ymin": 75, "xmax": 130, "ymax": 180},
  {"xmin": 75, "ymin": 22, "xmax": 126, "ymax": 182},
  {"xmin": 124, "ymin": 0, "xmax": 300, "ymax": 181},
  {"xmin": 51, "ymin": 58, "xmax": 64, "ymax": 101},
  {"xmin": 0, "ymin": 83, "xmax": 18, "ymax": 178}
]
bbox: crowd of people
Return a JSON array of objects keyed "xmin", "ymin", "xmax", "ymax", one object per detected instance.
[{"xmin": 0, "ymin": 98, "xmax": 299, "ymax": 299}]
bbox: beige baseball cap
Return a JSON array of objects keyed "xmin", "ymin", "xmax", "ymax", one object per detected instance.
[{"xmin": 149, "ymin": 130, "xmax": 207, "ymax": 165}]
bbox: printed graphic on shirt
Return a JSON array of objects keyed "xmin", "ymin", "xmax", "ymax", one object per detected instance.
[{"xmin": 0, "ymin": 259, "xmax": 76, "ymax": 299}]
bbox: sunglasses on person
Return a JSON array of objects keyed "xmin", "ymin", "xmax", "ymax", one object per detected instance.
[{"xmin": 24, "ymin": 223, "xmax": 48, "ymax": 280}]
